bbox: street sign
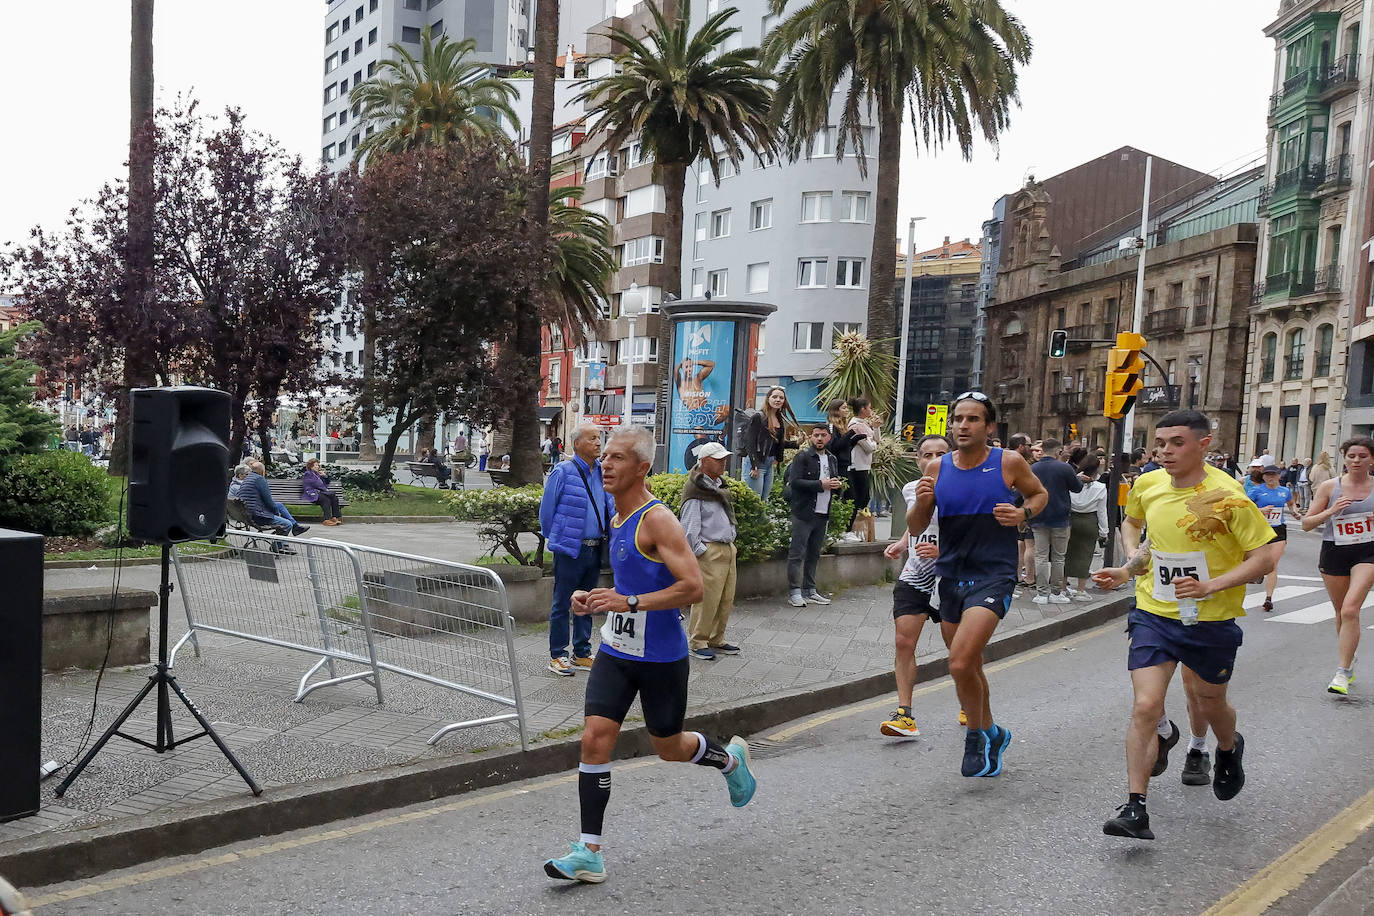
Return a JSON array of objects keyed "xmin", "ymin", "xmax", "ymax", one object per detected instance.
[
  {"xmin": 586, "ymin": 414, "xmax": 621, "ymax": 428},
  {"xmin": 924, "ymin": 404, "xmax": 948, "ymax": 435}
]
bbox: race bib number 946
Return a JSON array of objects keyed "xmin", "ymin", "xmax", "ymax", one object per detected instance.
[
  {"xmin": 1333, "ymin": 512, "xmax": 1374, "ymax": 545},
  {"xmin": 1151, "ymin": 550, "xmax": 1211, "ymax": 603}
]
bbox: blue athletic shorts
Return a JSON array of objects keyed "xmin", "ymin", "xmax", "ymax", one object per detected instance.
[
  {"xmin": 1126, "ymin": 607, "xmax": 1243, "ymax": 685},
  {"xmin": 937, "ymin": 576, "xmax": 1015, "ymax": 625}
]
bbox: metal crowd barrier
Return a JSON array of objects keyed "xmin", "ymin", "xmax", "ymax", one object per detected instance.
[{"xmin": 170, "ymin": 532, "xmax": 528, "ymax": 749}]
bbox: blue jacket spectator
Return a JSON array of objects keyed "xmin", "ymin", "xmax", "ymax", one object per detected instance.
[
  {"xmin": 238, "ymin": 461, "xmax": 304, "ymax": 534},
  {"xmin": 537, "ymin": 427, "xmax": 612, "ymax": 675}
]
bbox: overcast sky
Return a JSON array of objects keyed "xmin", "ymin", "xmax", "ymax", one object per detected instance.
[{"xmin": 0, "ymin": 0, "xmax": 1275, "ymax": 258}]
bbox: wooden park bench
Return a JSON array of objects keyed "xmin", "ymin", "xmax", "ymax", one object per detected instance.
[
  {"xmin": 267, "ymin": 478, "xmax": 350, "ymax": 517},
  {"xmin": 406, "ymin": 460, "xmax": 463, "ymax": 489}
]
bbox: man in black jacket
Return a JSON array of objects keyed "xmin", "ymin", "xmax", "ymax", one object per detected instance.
[{"xmin": 785, "ymin": 424, "xmax": 844, "ymax": 608}]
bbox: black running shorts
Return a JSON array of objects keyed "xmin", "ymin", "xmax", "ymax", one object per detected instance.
[
  {"xmin": 892, "ymin": 580, "xmax": 939, "ymax": 621},
  {"xmin": 1269, "ymin": 524, "xmax": 1287, "ymax": 542},
  {"xmin": 584, "ymin": 651, "xmax": 689, "ymax": 738},
  {"xmin": 1319, "ymin": 539, "xmax": 1374, "ymax": 576}
]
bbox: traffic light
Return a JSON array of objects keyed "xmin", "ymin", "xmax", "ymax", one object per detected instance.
[
  {"xmin": 1049, "ymin": 329, "xmax": 1068, "ymax": 359},
  {"xmin": 901, "ymin": 423, "xmax": 916, "ymax": 441},
  {"xmin": 1104, "ymin": 332, "xmax": 1146, "ymax": 420},
  {"xmin": 1069, "ymin": 423, "xmax": 1078, "ymax": 440}
]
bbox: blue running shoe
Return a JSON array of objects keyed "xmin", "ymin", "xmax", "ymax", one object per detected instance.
[
  {"xmin": 981, "ymin": 725, "xmax": 1012, "ymax": 777},
  {"xmin": 724, "ymin": 735, "xmax": 756, "ymax": 807},
  {"xmin": 961, "ymin": 728, "xmax": 990, "ymax": 777},
  {"xmin": 544, "ymin": 841, "xmax": 606, "ymax": 884}
]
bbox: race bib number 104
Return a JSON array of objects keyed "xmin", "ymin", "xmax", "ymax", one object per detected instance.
[
  {"xmin": 601, "ymin": 612, "xmax": 646, "ymax": 658},
  {"xmin": 1151, "ymin": 549, "xmax": 1211, "ymax": 603}
]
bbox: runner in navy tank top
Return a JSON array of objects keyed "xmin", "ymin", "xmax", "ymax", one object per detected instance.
[
  {"xmin": 543, "ymin": 427, "xmax": 758, "ymax": 886},
  {"xmin": 907, "ymin": 392, "xmax": 1047, "ymax": 780}
]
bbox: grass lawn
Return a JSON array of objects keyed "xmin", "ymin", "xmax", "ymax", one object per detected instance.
[
  {"xmin": 283, "ymin": 483, "xmax": 453, "ymax": 517},
  {"xmin": 46, "ymin": 542, "xmax": 219, "ymax": 562}
]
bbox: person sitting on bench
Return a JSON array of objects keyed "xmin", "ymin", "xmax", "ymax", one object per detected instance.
[
  {"xmin": 303, "ymin": 458, "xmax": 344, "ymax": 526},
  {"xmin": 238, "ymin": 460, "xmax": 309, "ymax": 538},
  {"xmin": 418, "ymin": 447, "xmax": 452, "ymax": 486}
]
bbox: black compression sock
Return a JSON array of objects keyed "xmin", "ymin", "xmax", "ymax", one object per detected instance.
[
  {"xmin": 689, "ymin": 732, "xmax": 733, "ymax": 771},
  {"xmin": 578, "ymin": 763, "xmax": 611, "ymax": 844},
  {"xmin": 1128, "ymin": 793, "xmax": 1147, "ymax": 809}
]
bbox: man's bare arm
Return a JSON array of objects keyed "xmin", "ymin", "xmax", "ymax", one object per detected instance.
[
  {"xmin": 635, "ymin": 506, "xmax": 705, "ymax": 609},
  {"xmin": 905, "ymin": 471, "xmax": 937, "ymax": 535},
  {"xmin": 1004, "ymin": 450, "xmax": 1048, "ymax": 518}
]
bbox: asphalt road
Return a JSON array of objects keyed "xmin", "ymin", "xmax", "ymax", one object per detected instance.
[{"xmin": 23, "ymin": 529, "xmax": 1374, "ymax": 915}]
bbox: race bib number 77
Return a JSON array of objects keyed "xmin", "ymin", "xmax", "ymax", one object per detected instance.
[{"xmin": 1151, "ymin": 549, "xmax": 1210, "ymax": 603}]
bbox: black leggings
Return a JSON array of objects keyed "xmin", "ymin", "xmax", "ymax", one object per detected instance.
[
  {"xmin": 316, "ymin": 492, "xmax": 342, "ymax": 520},
  {"xmin": 848, "ymin": 469, "xmax": 871, "ymax": 514}
]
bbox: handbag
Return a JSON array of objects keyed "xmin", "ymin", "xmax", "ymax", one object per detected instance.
[{"xmin": 572, "ymin": 460, "xmax": 612, "ymax": 571}]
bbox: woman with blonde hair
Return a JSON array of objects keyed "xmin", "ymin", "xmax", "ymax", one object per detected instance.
[
  {"xmin": 1309, "ymin": 451, "xmax": 1334, "ymax": 489},
  {"xmin": 742, "ymin": 385, "xmax": 799, "ymax": 497}
]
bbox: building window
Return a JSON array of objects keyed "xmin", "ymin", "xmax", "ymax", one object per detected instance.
[
  {"xmin": 1315, "ymin": 323, "xmax": 1334, "ymax": 376},
  {"xmin": 341, "ymin": 48, "xmax": 350, "ymax": 63},
  {"xmin": 690, "ymin": 267, "xmax": 703, "ymax": 297},
  {"xmin": 432, "ymin": 19, "xmax": 443, "ymax": 35},
  {"xmin": 801, "ymin": 191, "xmax": 832, "ymax": 223},
  {"xmin": 839, "ymin": 191, "xmax": 869, "ymax": 223},
  {"xmin": 624, "ymin": 139, "xmax": 650, "ymax": 168},
  {"xmin": 325, "ymin": 52, "xmax": 339, "ymax": 73},
  {"xmin": 339, "ymin": 109, "xmax": 348, "ymax": 125},
  {"xmin": 793, "ymin": 322, "xmax": 825, "ymax": 352},
  {"xmin": 354, "ymin": 38, "xmax": 363, "ymax": 54},
  {"xmin": 368, "ymin": 61, "xmax": 377, "ymax": 76},
  {"xmin": 623, "ymin": 337, "xmax": 658, "ymax": 364},
  {"xmin": 622, "ymin": 236, "xmax": 665, "ymax": 266},
  {"xmin": 324, "ymin": 114, "xmax": 337, "ymax": 134},
  {"xmin": 1194, "ymin": 276, "xmax": 1211, "ymax": 325},
  {"xmin": 1260, "ymin": 332, "xmax": 1277, "ymax": 382},
  {"xmin": 429, "ymin": 0, "xmax": 444, "ymax": 7},
  {"xmin": 832, "ymin": 322, "xmax": 861, "ymax": 348},
  {"xmin": 404, "ymin": 0, "xmax": 422, "ymax": 9},
  {"xmin": 811, "ymin": 127, "xmax": 834, "ymax": 156},
  {"xmin": 341, "ymin": 17, "xmax": 350, "ymax": 33},
  {"xmin": 746, "ymin": 262, "xmax": 769, "ymax": 293},
  {"xmin": 371, "ymin": 0, "xmax": 379, "ymax": 10},
  {"xmin": 1167, "ymin": 281, "xmax": 1183, "ymax": 309},
  {"xmin": 707, "ymin": 269, "xmax": 728, "ymax": 296},
  {"xmin": 356, "ymin": 4, "xmax": 365, "ymax": 19},
  {"xmin": 325, "ymin": 84, "xmax": 339, "ymax": 103},
  {"xmin": 710, "ymin": 208, "xmax": 731, "ymax": 239},
  {"xmin": 402, "ymin": 26, "xmax": 422, "ymax": 43},
  {"xmin": 797, "ymin": 257, "xmax": 828, "ymax": 288},
  {"xmin": 548, "ymin": 359, "xmax": 561, "ymax": 397},
  {"xmin": 322, "ymin": 146, "xmax": 335, "ymax": 163},
  {"xmin": 351, "ymin": 134, "xmax": 360, "ymax": 150},
  {"xmin": 327, "ymin": 23, "xmax": 340, "ymax": 43},
  {"xmin": 585, "ymin": 152, "xmax": 613, "ymax": 179},
  {"xmin": 368, "ymin": 27, "xmax": 378, "ymax": 44},
  {"xmin": 1144, "ymin": 287, "xmax": 1156, "ymax": 310},
  {"xmin": 1285, "ymin": 328, "xmax": 1306, "ymax": 380},
  {"xmin": 750, "ymin": 198, "xmax": 772, "ymax": 231},
  {"xmin": 835, "ymin": 257, "xmax": 864, "ymax": 288}
]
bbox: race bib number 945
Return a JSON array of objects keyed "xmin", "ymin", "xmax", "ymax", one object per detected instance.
[
  {"xmin": 1333, "ymin": 512, "xmax": 1374, "ymax": 545},
  {"xmin": 1151, "ymin": 550, "xmax": 1210, "ymax": 603}
]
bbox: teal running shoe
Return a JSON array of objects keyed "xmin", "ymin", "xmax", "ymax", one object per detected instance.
[
  {"xmin": 981, "ymin": 725, "xmax": 1012, "ymax": 777},
  {"xmin": 543, "ymin": 841, "xmax": 606, "ymax": 884},
  {"xmin": 724, "ymin": 735, "xmax": 756, "ymax": 807}
]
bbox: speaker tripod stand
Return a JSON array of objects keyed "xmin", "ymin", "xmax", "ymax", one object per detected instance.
[{"xmin": 55, "ymin": 545, "xmax": 261, "ymax": 798}]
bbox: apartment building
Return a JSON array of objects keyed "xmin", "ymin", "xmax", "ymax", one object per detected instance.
[
  {"xmin": 893, "ymin": 237, "xmax": 981, "ymax": 423},
  {"xmin": 1248, "ymin": 0, "xmax": 1370, "ymax": 458}
]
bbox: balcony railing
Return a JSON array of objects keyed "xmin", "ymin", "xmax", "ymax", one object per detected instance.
[
  {"xmin": 1260, "ymin": 358, "xmax": 1275, "ymax": 382},
  {"xmin": 1269, "ymin": 67, "xmax": 1317, "ymax": 116},
  {"xmin": 1138, "ymin": 385, "xmax": 1181, "ymax": 410},
  {"xmin": 1263, "ymin": 270, "xmax": 1316, "ymax": 299},
  {"xmin": 1315, "ymin": 154, "xmax": 1352, "ymax": 190},
  {"xmin": 1051, "ymin": 391, "xmax": 1088, "ymax": 415},
  {"xmin": 1143, "ymin": 307, "xmax": 1188, "ymax": 335},
  {"xmin": 1316, "ymin": 263, "xmax": 1342, "ymax": 294},
  {"xmin": 1284, "ymin": 354, "xmax": 1305, "ymax": 380},
  {"xmin": 1320, "ymin": 55, "xmax": 1359, "ymax": 96}
]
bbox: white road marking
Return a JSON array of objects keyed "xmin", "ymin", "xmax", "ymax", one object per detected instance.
[
  {"xmin": 1243, "ymin": 585, "xmax": 1321, "ymax": 610},
  {"xmin": 1269, "ymin": 591, "xmax": 1374, "ymax": 625},
  {"xmin": 1278, "ymin": 574, "xmax": 1325, "ymax": 583}
]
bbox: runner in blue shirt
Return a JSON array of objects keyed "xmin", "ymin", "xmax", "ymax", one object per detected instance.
[
  {"xmin": 543, "ymin": 427, "xmax": 757, "ymax": 885},
  {"xmin": 1245, "ymin": 459, "xmax": 1299, "ymax": 612}
]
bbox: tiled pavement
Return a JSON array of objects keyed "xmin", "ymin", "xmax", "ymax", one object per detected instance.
[{"xmin": 10, "ymin": 532, "xmax": 1117, "ymax": 846}]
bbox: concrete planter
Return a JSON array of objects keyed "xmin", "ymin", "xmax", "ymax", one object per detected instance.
[
  {"xmin": 495, "ymin": 541, "xmax": 895, "ymax": 623},
  {"xmin": 43, "ymin": 588, "xmax": 156, "ymax": 671}
]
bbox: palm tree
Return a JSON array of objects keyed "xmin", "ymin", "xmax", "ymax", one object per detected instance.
[
  {"xmin": 764, "ymin": 0, "xmax": 1031, "ymax": 354},
  {"xmin": 351, "ymin": 29, "xmax": 520, "ymax": 159},
  {"xmin": 349, "ymin": 26, "xmax": 519, "ymax": 460},
  {"xmin": 576, "ymin": 0, "xmax": 777, "ymax": 424},
  {"xmin": 547, "ymin": 182, "xmax": 617, "ymax": 335}
]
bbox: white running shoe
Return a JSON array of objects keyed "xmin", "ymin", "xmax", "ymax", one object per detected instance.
[
  {"xmin": 1048, "ymin": 593, "xmax": 1071, "ymax": 605},
  {"xmin": 1328, "ymin": 669, "xmax": 1352, "ymax": 696},
  {"xmin": 1032, "ymin": 594, "xmax": 1049, "ymax": 606}
]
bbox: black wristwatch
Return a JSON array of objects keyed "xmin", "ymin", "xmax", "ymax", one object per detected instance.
[
  {"xmin": 626, "ymin": 594, "xmax": 639, "ymax": 612},
  {"xmin": 1024, "ymin": 507, "xmax": 1033, "ymax": 522}
]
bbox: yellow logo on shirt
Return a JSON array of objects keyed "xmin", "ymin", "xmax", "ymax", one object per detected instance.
[{"xmin": 1177, "ymin": 487, "xmax": 1255, "ymax": 544}]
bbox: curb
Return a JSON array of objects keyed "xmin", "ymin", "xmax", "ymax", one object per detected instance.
[{"xmin": 0, "ymin": 595, "xmax": 1132, "ymax": 888}]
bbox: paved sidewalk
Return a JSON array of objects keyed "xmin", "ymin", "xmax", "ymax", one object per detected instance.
[{"xmin": 9, "ymin": 523, "xmax": 1122, "ymax": 850}]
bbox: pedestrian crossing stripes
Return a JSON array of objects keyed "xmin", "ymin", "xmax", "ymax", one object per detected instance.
[{"xmin": 1261, "ymin": 585, "xmax": 1374, "ymax": 626}]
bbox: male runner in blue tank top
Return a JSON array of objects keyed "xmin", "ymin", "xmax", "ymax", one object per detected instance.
[
  {"xmin": 543, "ymin": 427, "xmax": 757, "ymax": 884},
  {"xmin": 906, "ymin": 392, "xmax": 1047, "ymax": 778}
]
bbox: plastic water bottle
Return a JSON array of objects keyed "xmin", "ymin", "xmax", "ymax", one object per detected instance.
[{"xmin": 1178, "ymin": 598, "xmax": 1199, "ymax": 627}]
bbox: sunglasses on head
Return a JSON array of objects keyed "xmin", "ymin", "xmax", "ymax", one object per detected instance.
[{"xmin": 954, "ymin": 391, "xmax": 990, "ymax": 403}]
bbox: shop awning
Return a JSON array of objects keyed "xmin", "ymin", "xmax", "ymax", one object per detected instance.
[{"xmin": 537, "ymin": 407, "xmax": 563, "ymax": 422}]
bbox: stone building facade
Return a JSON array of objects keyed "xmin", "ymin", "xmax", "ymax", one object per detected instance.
[{"xmin": 982, "ymin": 182, "xmax": 1258, "ymax": 454}]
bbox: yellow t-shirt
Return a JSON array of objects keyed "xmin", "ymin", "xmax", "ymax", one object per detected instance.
[{"xmin": 1125, "ymin": 464, "xmax": 1275, "ymax": 622}]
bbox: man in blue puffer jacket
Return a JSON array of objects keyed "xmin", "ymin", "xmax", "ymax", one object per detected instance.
[{"xmin": 539, "ymin": 425, "xmax": 615, "ymax": 676}]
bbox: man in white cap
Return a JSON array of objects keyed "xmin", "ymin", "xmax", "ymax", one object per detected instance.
[{"xmin": 680, "ymin": 441, "xmax": 740, "ymax": 660}]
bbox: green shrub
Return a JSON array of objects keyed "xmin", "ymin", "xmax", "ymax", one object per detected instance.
[
  {"xmin": 266, "ymin": 462, "xmax": 387, "ymax": 494},
  {"xmin": 647, "ymin": 472, "xmax": 781, "ymax": 562},
  {"xmin": 769, "ymin": 458, "xmax": 855, "ymax": 545},
  {"xmin": 445, "ymin": 484, "xmax": 545, "ymax": 565},
  {"xmin": 0, "ymin": 450, "xmax": 113, "ymax": 536}
]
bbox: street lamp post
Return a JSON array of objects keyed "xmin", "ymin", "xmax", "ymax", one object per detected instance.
[
  {"xmin": 894, "ymin": 216, "xmax": 926, "ymax": 437},
  {"xmin": 623, "ymin": 282, "xmax": 640, "ymax": 427}
]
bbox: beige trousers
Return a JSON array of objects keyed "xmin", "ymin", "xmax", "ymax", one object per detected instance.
[{"xmin": 688, "ymin": 541, "xmax": 738, "ymax": 650}]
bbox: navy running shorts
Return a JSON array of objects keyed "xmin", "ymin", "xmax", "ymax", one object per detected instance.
[
  {"xmin": 584, "ymin": 651, "xmax": 689, "ymax": 737},
  {"xmin": 892, "ymin": 580, "xmax": 939, "ymax": 621},
  {"xmin": 937, "ymin": 576, "xmax": 1015, "ymax": 625},
  {"xmin": 1126, "ymin": 607, "xmax": 1243, "ymax": 685}
]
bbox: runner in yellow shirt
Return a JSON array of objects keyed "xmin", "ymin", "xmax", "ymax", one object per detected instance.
[{"xmin": 1092, "ymin": 410, "xmax": 1279, "ymax": 840}]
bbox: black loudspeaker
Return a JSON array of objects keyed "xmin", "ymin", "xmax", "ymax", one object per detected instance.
[
  {"xmin": 128, "ymin": 386, "xmax": 231, "ymax": 544},
  {"xmin": 0, "ymin": 529, "xmax": 42, "ymax": 821}
]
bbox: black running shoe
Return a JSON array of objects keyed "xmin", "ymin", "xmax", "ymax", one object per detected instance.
[
  {"xmin": 1151, "ymin": 720, "xmax": 1179, "ymax": 777},
  {"xmin": 1213, "ymin": 733, "xmax": 1245, "ymax": 801},
  {"xmin": 1103, "ymin": 801, "xmax": 1154, "ymax": 840},
  {"xmin": 961, "ymin": 729, "xmax": 990, "ymax": 777},
  {"xmin": 1181, "ymin": 749, "xmax": 1211, "ymax": 786}
]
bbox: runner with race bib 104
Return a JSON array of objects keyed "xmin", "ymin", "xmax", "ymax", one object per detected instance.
[
  {"xmin": 543, "ymin": 427, "xmax": 757, "ymax": 885},
  {"xmin": 1092, "ymin": 410, "xmax": 1278, "ymax": 841},
  {"xmin": 1243, "ymin": 458, "xmax": 1300, "ymax": 613},
  {"xmin": 1303, "ymin": 435, "xmax": 1374, "ymax": 696}
]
